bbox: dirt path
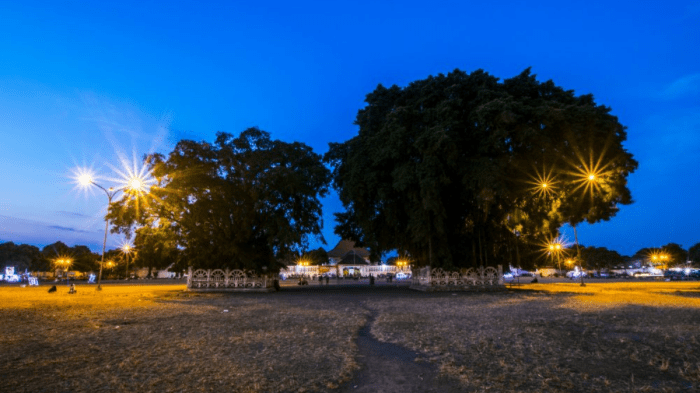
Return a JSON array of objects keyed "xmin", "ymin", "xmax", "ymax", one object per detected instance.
[{"xmin": 339, "ymin": 307, "xmax": 462, "ymax": 393}]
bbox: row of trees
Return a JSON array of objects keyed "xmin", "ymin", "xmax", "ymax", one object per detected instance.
[
  {"xmin": 65, "ymin": 67, "xmax": 644, "ymax": 272},
  {"xmin": 0, "ymin": 241, "xmax": 135, "ymax": 274},
  {"xmin": 5, "ymin": 239, "xmax": 698, "ymax": 274},
  {"xmin": 544, "ymin": 242, "xmax": 700, "ymax": 271}
]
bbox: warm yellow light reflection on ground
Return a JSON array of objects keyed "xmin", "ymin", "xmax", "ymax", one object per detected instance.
[
  {"xmin": 513, "ymin": 282, "xmax": 700, "ymax": 310},
  {"xmin": 0, "ymin": 285, "xmax": 185, "ymax": 315}
]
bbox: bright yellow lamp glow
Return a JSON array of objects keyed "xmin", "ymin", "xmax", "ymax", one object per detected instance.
[
  {"xmin": 588, "ymin": 174, "xmax": 596, "ymax": 181},
  {"xmin": 127, "ymin": 177, "xmax": 145, "ymax": 192}
]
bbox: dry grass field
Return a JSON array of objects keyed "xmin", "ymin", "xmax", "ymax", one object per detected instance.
[
  {"xmin": 0, "ymin": 284, "xmax": 365, "ymax": 393},
  {"xmin": 369, "ymin": 282, "xmax": 700, "ymax": 392},
  {"xmin": 2, "ymin": 281, "xmax": 700, "ymax": 392}
]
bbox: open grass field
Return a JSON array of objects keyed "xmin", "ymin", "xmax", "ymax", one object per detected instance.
[{"xmin": 2, "ymin": 281, "xmax": 700, "ymax": 392}]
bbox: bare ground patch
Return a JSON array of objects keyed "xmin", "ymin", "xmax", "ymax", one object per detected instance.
[
  {"xmin": 367, "ymin": 286, "xmax": 700, "ymax": 392},
  {"xmin": 3, "ymin": 282, "xmax": 700, "ymax": 392},
  {"xmin": 0, "ymin": 285, "xmax": 365, "ymax": 393}
]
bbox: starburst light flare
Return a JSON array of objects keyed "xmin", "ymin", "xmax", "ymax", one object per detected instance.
[{"xmin": 528, "ymin": 166, "xmax": 558, "ymax": 198}]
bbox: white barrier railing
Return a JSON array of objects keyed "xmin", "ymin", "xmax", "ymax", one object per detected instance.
[
  {"xmin": 412, "ymin": 266, "xmax": 504, "ymax": 288},
  {"xmin": 187, "ymin": 268, "xmax": 271, "ymax": 290}
]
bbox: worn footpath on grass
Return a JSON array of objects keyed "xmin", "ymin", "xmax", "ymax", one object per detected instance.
[{"xmin": 3, "ymin": 281, "xmax": 700, "ymax": 392}]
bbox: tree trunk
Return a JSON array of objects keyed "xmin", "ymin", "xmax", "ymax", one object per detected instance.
[{"xmin": 478, "ymin": 229, "xmax": 483, "ymax": 266}]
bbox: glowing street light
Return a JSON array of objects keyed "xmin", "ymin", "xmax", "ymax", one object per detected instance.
[
  {"xmin": 54, "ymin": 257, "xmax": 72, "ymax": 281},
  {"xmin": 548, "ymin": 242, "xmax": 564, "ymax": 274},
  {"xmin": 651, "ymin": 252, "xmax": 670, "ymax": 270},
  {"xmin": 396, "ymin": 259, "xmax": 409, "ymax": 272},
  {"xmin": 121, "ymin": 243, "xmax": 134, "ymax": 280},
  {"xmin": 77, "ymin": 170, "xmax": 150, "ymax": 290}
]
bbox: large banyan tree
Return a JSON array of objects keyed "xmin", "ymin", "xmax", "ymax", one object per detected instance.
[
  {"xmin": 108, "ymin": 128, "xmax": 330, "ymax": 272},
  {"xmin": 325, "ymin": 68, "xmax": 637, "ymax": 269}
]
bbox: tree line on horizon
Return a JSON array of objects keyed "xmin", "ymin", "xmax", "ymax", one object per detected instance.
[
  {"xmin": 2, "ymin": 239, "xmax": 699, "ymax": 274},
  {"xmin": 0, "ymin": 240, "xmax": 154, "ymax": 275},
  {"xmin": 8, "ymin": 67, "xmax": 685, "ymax": 273}
]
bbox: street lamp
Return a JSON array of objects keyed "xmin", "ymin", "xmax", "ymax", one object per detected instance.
[
  {"xmin": 54, "ymin": 258, "xmax": 72, "ymax": 282},
  {"xmin": 396, "ymin": 260, "xmax": 407, "ymax": 272},
  {"xmin": 121, "ymin": 243, "xmax": 134, "ymax": 280},
  {"xmin": 105, "ymin": 259, "xmax": 116, "ymax": 278},
  {"xmin": 570, "ymin": 171, "xmax": 600, "ymax": 287},
  {"xmin": 78, "ymin": 172, "xmax": 147, "ymax": 290},
  {"xmin": 549, "ymin": 242, "xmax": 563, "ymax": 275}
]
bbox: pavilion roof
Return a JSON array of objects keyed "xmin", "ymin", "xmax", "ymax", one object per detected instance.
[
  {"xmin": 338, "ymin": 252, "xmax": 370, "ymax": 265},
  {"xmin": 327, "ymin": 239, "xmax": 370, "ymax": 258}
]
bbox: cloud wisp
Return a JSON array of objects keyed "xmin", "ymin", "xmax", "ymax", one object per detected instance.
[
  {"xmin": 46, "ymin": 225, "xmax": 93, "ymax": 233},
  {"xmin": 57, "ymin": 210, "xmax": 93, "ymax": 218},
  {"xmin": 660, "ymin": 73, "xmax": 700, "ymax": 100}
]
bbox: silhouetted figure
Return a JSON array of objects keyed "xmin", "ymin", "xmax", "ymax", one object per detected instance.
[
  {"xmin": 369, "ymin": 275, "xmax": 375, "ymax": 286},
  {"xmin": 273, "ymin": 279, "xmax": 280, "ymax": 291},
  {"xmin": 325, "ymin": 276, "xmax": 329, "ymax": 285},
  {"xmin": 48, "ymin": 285, "xmax": 57, "ymax": 293}
]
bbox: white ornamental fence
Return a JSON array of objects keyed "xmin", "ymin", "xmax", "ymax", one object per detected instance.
[
  {"xmin": 187, "ymin": 268, "xmax": 272, "ymax": 291},
  {"xmin": 411, "ymin": 266, "xmax": 504, "ymax": 290}
]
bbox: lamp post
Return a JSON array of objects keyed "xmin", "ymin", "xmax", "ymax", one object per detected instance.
[
  {"xmin": 121, "ymin": 244, "xmax": 133, "ymax": 280},
  {"xmin": 105, "ymin": 259, "xmax": 116, "ymax": 278},
  {"xmin": 55, "ymin": 258, "xmax": 72, "ymax": 283},
  {"xmin": 549, "ymin": 242, "xmax": 563, "ymax": 276},
  {"xmin": 570, "ymin": 172, "xmax": 599, "ymax": 287},
  {"xmin": 79, "ymin": 174, "xmax": 146, "ymax": 290}
]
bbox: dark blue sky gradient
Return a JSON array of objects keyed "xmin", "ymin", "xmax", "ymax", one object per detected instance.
[{"xmin": 1, "ymin": 1, "xmax": 698, "ymax": 257}]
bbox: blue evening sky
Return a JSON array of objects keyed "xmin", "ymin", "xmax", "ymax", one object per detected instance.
[{"xmin": 1, "ymin": 0, "xmax": 698, "ymax": 257}]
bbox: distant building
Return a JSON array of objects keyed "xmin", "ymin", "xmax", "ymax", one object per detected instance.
[
  {"xmin": 327, "ymin": 239, "xmax": 370, "ymax": 265},
  {"xmin": 280, "ymin": 239, "xmax": 409, "ymax": 278}
]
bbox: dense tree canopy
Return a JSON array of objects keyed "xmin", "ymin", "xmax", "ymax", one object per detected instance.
[
  {"xmin": 326, "ymin": 68, "xmax": 637, "ymax": 269},
  {"xmin": 132, "ymin": 223, "xmax": 181, "ymax": 276},
  {"xmin": 689, "ymin": 242, "xmax": 700, "ymax": 263},
  {"xmin": 0, "ymin": 242, "xmax": 45, "ymax": 272},
  {"xmin": 109, "ymin": 128, "xmax": 330, "ymax": 272},
  {"xmin": 633, "ymin": 243, "xmax": 688, "ymax": 267},
  {"xmin": 301, "ymin": 247, "xmax": 330, "ymax": 266},
  {"xmin": 1, "ymin": 241, "xmax": 102, "ymax": 273},
  {"xmin": 660, "ymin": 243, "xmax": 688, "ymax": 267},
  {"xmin": 578, "ymin": 246, "xmax": 624, "ymax": 269}
]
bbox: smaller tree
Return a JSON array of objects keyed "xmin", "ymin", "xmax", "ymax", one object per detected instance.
[
  {"xmin": 579, "ymin": 246, "xmax": 624, "ymax": 269},
  {"xmin": 41, "ymin": 242, "xmax": 73, "ymax": 272},
  {"xmin": 72, "ymin": 245, "xmax": 99, "ymax": 272},
  {"xmin": 302, "ymin": 248, "xmax": 329, "ymax": 266},
  {"xmin": 689, "ymin": 242, "xmax": 700, "ymax": 264},
  {"xmin": 0, "ymin": 242, "xmax": 46, "ymax": 272},
  {"xmin": 660, "ymin": 243, "xmax": 688, "ymax": 267}
]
